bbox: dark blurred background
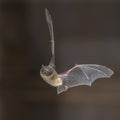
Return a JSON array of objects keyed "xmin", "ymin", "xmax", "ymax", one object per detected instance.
[{"xmin": 0, "ymin": 0, "xmax": 120, "ymax": 120}]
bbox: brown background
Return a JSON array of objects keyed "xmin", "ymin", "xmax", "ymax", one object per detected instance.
[{"xmin": 0, "ymin": 0, "xmax": 120, "ymax": 120}]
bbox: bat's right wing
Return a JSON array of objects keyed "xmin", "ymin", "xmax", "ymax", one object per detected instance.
[
  {"xmin": 45, "ymin": 8, "xmax": 55, "ymax": 68},
  {"xmin": 57, "ymin": 64, "xmax": 113, "ymax": 94}
]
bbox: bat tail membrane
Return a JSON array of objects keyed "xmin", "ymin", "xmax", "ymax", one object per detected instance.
[{"xmin": 57, "ymin": 85, "xmax": 68, "ymax": 94}]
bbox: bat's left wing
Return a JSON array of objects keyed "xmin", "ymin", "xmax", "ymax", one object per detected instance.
[
  {"xmin": 57, "ymin": 64, "xmax": 113, "ymax": 94},
  {"xmin": 45, "ymin": 8, "xmax": 55, "ymax": 68}
]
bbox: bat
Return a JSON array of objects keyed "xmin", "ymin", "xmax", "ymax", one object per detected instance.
[{"xmin": 40, "ymin": 8, "xmax": 114, "ymax": 94}]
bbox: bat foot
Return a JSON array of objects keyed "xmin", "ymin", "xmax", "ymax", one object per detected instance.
[{"xmin": 57, "ymin": 85, "xmax": 68, "ymax": 94}]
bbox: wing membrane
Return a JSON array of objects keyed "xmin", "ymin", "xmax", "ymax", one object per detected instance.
[
  {"xmin": 57, "ymin": 64, "xmax": 113, "ymax": 94},
  {"xmin": 45, "ymin": 8, "xmax": 55, "ymax": 68}
]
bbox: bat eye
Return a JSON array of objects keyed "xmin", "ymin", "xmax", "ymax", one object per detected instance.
[{"xmin": 42, "ymin": 69, "xmax": 53, "ymax": 76}]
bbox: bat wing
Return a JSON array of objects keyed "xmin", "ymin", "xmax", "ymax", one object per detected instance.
[
  {"xmin": 57, "ymin": 64, "xmax": 113, "ymax": 94},
  {"xmin": 45, "ymin": 8, "xmax": 55, "ymax": 68}
]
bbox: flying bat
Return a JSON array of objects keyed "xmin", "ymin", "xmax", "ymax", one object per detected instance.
[{"xmin": 40, "ymin": 8, "xmax": 114, "ymax": 94}]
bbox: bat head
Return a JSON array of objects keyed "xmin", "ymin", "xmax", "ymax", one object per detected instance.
[{"xmin": 40, "ymin": 65, "xmax": 54, "ymax": 76}]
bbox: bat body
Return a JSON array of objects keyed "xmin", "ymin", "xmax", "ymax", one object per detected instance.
[
  {"xmin": 40, "ymin": 65, "xmax": 62, "ymax": 87},
  {"xmin": 40, "ymin": 9, "xmax": 114, "ymax": 94}
]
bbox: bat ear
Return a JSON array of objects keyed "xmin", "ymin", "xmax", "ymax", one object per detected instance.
[{"xmin": 42, "ymin": 64, "xmax": 45, "ymax": 68}]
